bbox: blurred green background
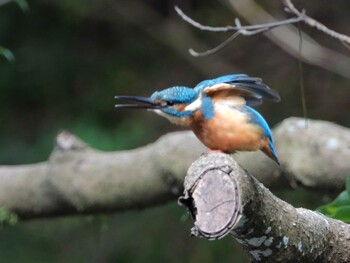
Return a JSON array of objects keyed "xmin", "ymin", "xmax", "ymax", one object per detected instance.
[{"xmin": 0, "ymin": 0, "xmax": 349, "ymax": 262}]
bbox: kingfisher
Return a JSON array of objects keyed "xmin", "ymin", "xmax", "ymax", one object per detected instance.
[{"xmin": 115, "ymin": 74, "xmax": 281, "ymax": 164}]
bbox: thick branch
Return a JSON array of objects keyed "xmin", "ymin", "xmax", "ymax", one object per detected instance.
[
  {"xmin": 0, "ymin": 131, "xmax": 205, "ymax": 219},
  {"xmin": 179, "ymin": 153, "xmax": 350, "ymax": 262},
  {"xmin": 1, "ymin": 117, "xmax": 350, "ymax": 220}
]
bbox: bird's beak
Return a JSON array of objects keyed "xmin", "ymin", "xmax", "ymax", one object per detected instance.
[{"xmin": 114, "ymin": 95, "xmax": 163, "ymax": 109}]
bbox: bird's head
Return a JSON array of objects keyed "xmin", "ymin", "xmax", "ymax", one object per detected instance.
[{"xmin": 115, "ymin": 86, "xmax": 201, "ymax": 125}]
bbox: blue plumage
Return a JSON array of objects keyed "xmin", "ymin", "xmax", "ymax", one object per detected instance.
[
  {"xmin": 195, "ymin": 74, "xmax": 280, "ymax": 105},
  {"xmin": 194, "ymin": 74, "xmax": 248, "ymax": 91},
  {"xmin": 115, "ymin": 74, "xmax": 281, "ymax": 164},
  {"xmin": 151, "ymin": 86, "xmax": 198, "ymax": 103},
  {"xmin": 201, "ymin": 96, "xmax": 215, "ymax": 120},
  {"xmin": 243, "ymin": 106, "xmax": 272, "ymax": 139},
  {"xmin": 242, "ymin": 106, "xmax": 279, "ymax": 164}
]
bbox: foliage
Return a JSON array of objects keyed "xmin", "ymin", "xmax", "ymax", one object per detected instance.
[
  {"xmin": 14, "ymin": 0, "xmax": 29, "ymax": 13},
  {"xmin": 0, "ymin": 45, "xmax": 15, "ymax": 62},
  {"xmin": 317, "ymin": 175, "xmax": 350, "ymax": 223},
  {"xmin": 0, "ymin": 0, "xmax": 28, "ymax": 62},
  {"xmin": 0, "ymin": 207, "xmax": 18, "ymax": 228}
]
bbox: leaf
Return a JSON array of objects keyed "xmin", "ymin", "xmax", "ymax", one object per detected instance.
[
  {"xmin": 318, "ymin": 175, "xmax": 350, "ymax": 223},
  {"xmin": 14, "ymin": 0, "xmax": 29, "ymax": 13},
  {"xmin": 318, "ymin": 191, "xmax": 350, "ymax": 222},
  {"xmin": 0, "ymin": 46, "xmax": 15, "ymax": 62},
  {"xmin": 317, "ymin": 191, "xmax": 350, "ymax": 220},
  {"xmin": 327, "ymin": 191, "xmax": 350, "ymax": 207},
  {"xmin": 0, "ymin": 207, "xmax": 18, "ymax": 227},
  {"xmin": 326, "ymin": 205, "xmax": 350, "ymax": 223}
]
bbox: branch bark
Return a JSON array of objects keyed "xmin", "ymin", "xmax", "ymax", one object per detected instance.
[
  {"xmin": 179, "ymin": 152, "xmax": 350, "ymax": 262},
  {"xmin": 1, "ymin": 117, "xmax": 350, "ymax": 220},
  {"xmin": 0, "ymin": 130, "xmax": 204, "ymax": 219}
]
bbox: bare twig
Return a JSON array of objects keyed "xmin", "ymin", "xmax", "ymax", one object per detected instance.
[
  {"xmin": 225, "ymin": 0, "xmax": 350, "ymax": 79},
  {"xmin": 174, "ymin": 5, "xmax": 302, "ymax": 33},
  {"xmin": 175, "ymin": 0, "xmax": 350, "ymax": 56},
  {"xmin": 174, "ymin": 6, "xmax": 235, "ymax": 32},
  {"xmin": 284, "ymin": 0, "xmax": 350, "ymax": 46},
  {"xmin": 176, "ymin": 4, "xmax": 301, "ymax": 57},
  {"xmin": 189, "ymin": 31, "xmax": 240, "ymax": 57},
  {"xmin": 188, "ymin": 16, "xmax": 282, "ymax": 56},
  {"xmin": 188, "ymin": 16, "xmax": 284, "ymax": 56}
]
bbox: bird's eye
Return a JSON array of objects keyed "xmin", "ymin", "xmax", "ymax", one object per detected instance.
[{"xmin": 167, "ymin": 101, "xmax": 175, "ymax": 106}]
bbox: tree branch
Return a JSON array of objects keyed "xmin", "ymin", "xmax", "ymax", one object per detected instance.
[
  {"xmin": 175, "ymin": 5, "xmax": 303, "ymax": 57},
  {"xmin": 176, "ymin": 0, "xmax": 350, "ymax": 78},
  {"xmin": 0, "ymin": 130, "xmax": 205, "ymax": 220},
  {"xmin": 176, "ymin": 0, "xmax": 350, "ymax": 46},
  {"xmin": 179, "ymin": 152, "xmax": 350, "ymax": 262},
  {"xmin": 174, "ymin": 5, "xmax": 302, "ymax": 33},
  {"xmin": 284, "ymin": 0, "xmax": 350, "ymax": 46},
  {"xmin": 1, "ymin": 117, "xmax": 350, "ymax": 220}
]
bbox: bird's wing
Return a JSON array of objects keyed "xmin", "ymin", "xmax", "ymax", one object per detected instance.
[
  {"xmin": 194, "ymin": 74, "xmax": 248, "ymax": 91},
  {"xmin": 195, "ymin": 75, "xmax": 280, "ymax": 106}
]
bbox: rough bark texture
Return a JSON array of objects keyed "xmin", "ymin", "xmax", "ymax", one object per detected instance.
[
  {"xmin": 0, "ymin": 130, "xmax": 203, "ymax": 219},
  {"xmin": 0, "ymin": 117, "xmax": 350, "ymax": 219},
  {"xmin": 179, "ymin": 153, "xmax": 350, "ymax": 263}
]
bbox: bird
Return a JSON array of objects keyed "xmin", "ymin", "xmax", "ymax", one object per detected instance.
[{"xmin": 115, "ymin": 74, "xmax": 281, "ymax": 164}]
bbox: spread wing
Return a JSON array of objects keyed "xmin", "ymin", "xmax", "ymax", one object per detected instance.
[{"xmin": 194, "ymin": 74, "xmax": 280, "ymax": 106}]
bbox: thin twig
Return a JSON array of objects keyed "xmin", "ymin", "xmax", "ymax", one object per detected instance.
[
  {"xmin": 189, "ymin": 31, "xmax": 240, "ymax": 57},
  {"xmin": 234, "ymin": 18, "xmax": 271, "ymax": 35},
  {"xmin": 175, "ymin": 5, "xmax": 302, "ymax": 33},
  {"xmin": 284, "ymin": 0, "xmax": 350, "ymax": 45},
  {"xmin": 175, "ymin": 0, "xmax": 350, "ymax": 56},
  {"xmin": 188, "ymin": 17, "xmax": 282, "ymax": 57},
  {"xmin": 174, "ymin": 6, "xmax": 236, "ymax": 32},
  {"xmin": 175, "ymin": 5, "xmax": 302, "ymax": 56}
]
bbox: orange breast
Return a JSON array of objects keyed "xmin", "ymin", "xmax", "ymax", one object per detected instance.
[{"xmin": 190, "ymin": 104, "xmax": 264, "ymax": 152}]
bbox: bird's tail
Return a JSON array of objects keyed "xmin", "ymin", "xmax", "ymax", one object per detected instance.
[{"xmin": 261, "ymin": 140, "xmax": 280, "ymax": 165}]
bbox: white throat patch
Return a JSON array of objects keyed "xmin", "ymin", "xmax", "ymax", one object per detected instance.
[{"xmin": 184, "ymin": 96, "xmax": 202, "ymax": 112}]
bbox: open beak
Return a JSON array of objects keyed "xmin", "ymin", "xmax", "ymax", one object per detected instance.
[{"xmin": 114, "ymin": 95, "xmax": 163, "ymax": 109}]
